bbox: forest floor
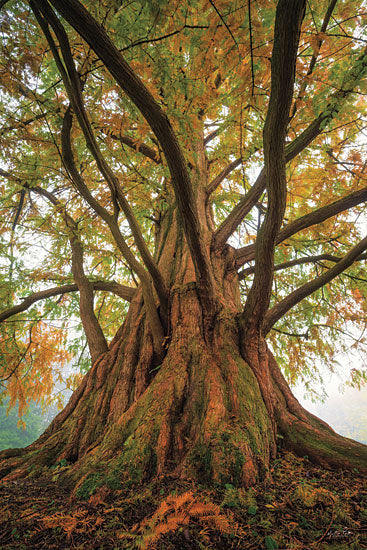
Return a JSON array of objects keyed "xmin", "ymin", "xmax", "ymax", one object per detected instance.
[{"xmin": 0, "ymin": 452, "xmax": 366, "ymax": 549}]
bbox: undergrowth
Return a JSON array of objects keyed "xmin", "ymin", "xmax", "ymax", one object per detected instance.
[{"xmin": 0, "ymin": 452, "xmax": 366, "ymax": 549}]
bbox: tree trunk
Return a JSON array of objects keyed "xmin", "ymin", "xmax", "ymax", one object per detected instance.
[{"xmin": 1, "ymin": 210, "xmax": 366, "ymax": 494}]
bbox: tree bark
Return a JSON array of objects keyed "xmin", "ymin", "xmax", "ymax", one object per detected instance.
[
  {"xmin": 1, "ymin": 0, "xmax": 366, "ymax": 495},
  {"xmin": 1, "ymin": 226, "xmax": 366, "ymax": 491}
]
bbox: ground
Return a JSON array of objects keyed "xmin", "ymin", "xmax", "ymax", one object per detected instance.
[{"xmin": 0, "ymin": 451, "xmax": 366, "ymax": 549}]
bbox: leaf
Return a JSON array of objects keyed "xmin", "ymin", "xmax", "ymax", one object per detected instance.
[{"xmin": 265, "ymin": 535, "xmax": 279, "ymax": 550}]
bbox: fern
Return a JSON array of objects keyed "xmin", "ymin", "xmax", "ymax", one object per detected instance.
[
  {"xmin": 42, "ymin": 509, "xmax": 104, "ymax": 539},
  {"xmin": 293, "ymin": 482, "xmax": 336, "ymax": 507},
  {"xmin": 130, "ymin": 491, "xmax": 236, "ymax": 549}
]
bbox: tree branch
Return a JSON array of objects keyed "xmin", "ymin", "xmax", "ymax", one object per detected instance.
[
  {"xmin": 214, "ymin": 168, "xmax": 266, "ymax": 248},
  {"xmin": 263, "ymin": 235, "xmax": 367, "ymax": 334},
  {"xmin": 214, "ymin": 43, "xmax": 367, "ymax": 248},
  {"xmin": 204, "ymin": 127, "xmax": 220, "ymax": 146},
  {"xmin": 32, "ymin": 1, "xmax": 169, "ymax": 318},
  {"xmin": 28, "ymin": 184, "xmax": 108, "ymax": 361},
  {"xmin": 46, "ymin": 0, "xmax": 217, "ymax": 312},
  {"xmin": 236, "ymin": 186, "xmax": 367, "ymax": 266},
  {"xmin": 239, "ymin": 252, "xmax": 367, "ymax": 279},
  {"xmin": 0, "ymin": 282, "xmax": 136, "ymax": 323},
  {"xmin": 102, "ymin": 131, "xmax": 161, "ymax": 164},
  {"xmin": 69, "ymin": 230, "xmax": 109, "ymax": 362},
  {"xmin": 242, "ymin": 0, "xmax": 306, "ymax": 330},
  {"xmin": 206, "ymin": 158, "xmax": 242, "ymax": 196},
  {"xmin": 0, "ymin": 112, "xmax": 48, "ymax": 137},
  {"xmin": 59, "ymin": 109, "xmax": 165, "ymax": 353},
  {"xmin": 290, "ymin": 0, "xmax": 338, "ymax": 119}
]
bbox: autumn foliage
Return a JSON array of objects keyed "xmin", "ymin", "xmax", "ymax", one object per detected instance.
[{"xmin": 0, "ymin": 0, "xmax": 366, "ymax": 492}]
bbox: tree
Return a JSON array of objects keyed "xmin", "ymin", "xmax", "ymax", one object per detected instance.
[{"xmin": 0, "ymin": 0, "xmax": 366, "ymax": 491}]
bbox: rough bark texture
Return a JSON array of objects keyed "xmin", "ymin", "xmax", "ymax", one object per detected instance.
[
  {"xmin": 1, "ymin": 215, "xmax": 366, "ymax": 493},
  {"xmin": 1, "ymin": 0, "xmax": 366, "ymax": 495}
]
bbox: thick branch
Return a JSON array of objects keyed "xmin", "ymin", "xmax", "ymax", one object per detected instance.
[
  {"xmin": 236, "ymin": 187, "xmax": 367, "ymax": 266},
  {"xmin": 102, "ymin": 131, "xmax": 161, "ymax": 164},
  {"xmin": 242, "ymin": 0, "xmax": 306, "ymax": 330},
  {"xmin": 47, "ymin": 0, "xmax": 217, "ymax": 311},
  {"xmin": 215, "ymin": 44, "xmax": 367, "ymax": 248},
  {"xmin": 206, "ymin": 158, "xmax": 242, "ymax": 196},
  {"xmin": 214, "ymin": 168, "xmax": 266, "ymax": 248},
  {"xmin": 290, "ymin": 0, "xmax": 338, "ymax": 119},
  {"xmin": 69, "ymin": 233, "xmax": 109, "ymax": 362},
  {"xmin": 28, "ymin": 184, "xmax": 108, "ymax": 361},
  {"xmin": 204, "ymin": 127, "xmax": 220, "ymax": 146},
  {"xmin": 263, "ymin": 235, "xmax": 367, "ymax": 334},
  {"xmin": 33, "ymin": 1, "xmax": 169, "ymax": 317},
  {"xmin": 59, "ymin": 110, "xmax": 165, "ymax": 353},
  {"xmin": 0, "ymin": 282, "xmax": 135, "ymax": 323}
]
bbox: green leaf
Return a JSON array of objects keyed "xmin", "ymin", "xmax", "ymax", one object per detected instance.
[{"xmin": 265, "ymin": 535, "xmax": 279, "ymax": 550}]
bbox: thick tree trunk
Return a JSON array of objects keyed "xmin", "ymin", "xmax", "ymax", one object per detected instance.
[
  {"xmin": 1, "ymin": 290, "xmax": 366, "ymax": 493},
  {"xmin": 0, "ymin": 289, "xmax": 274, "ymax": 488},
  {"xmin": 1, "ymin": 211, "xmax": 366, "ymax": 493}
]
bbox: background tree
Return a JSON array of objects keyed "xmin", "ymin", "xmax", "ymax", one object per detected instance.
[{"xmin": 0, "ymin": 0, "xmax": 366, "ymax": 490}]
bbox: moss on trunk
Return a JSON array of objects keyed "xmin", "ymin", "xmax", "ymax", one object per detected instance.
[{"xmin": 1, "ymin": 245, "xmax": 366, "ymax": 494}]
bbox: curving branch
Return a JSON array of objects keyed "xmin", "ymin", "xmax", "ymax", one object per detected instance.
[
  {"xmin": 206, "ymin": 158, "xmax": 242, "ymax": 196},
  {"xmin": 101, "ymin": 130, "xmax": 161, "ymax": 164},
  {"xmin": 29, "ymin": 185, "xmax": 108, "ymax": 361},
  {"xmin": 204, "ymin": 127, "xmax": 220, "ymax": 146},
  {"xmin": 239, "ymin": 252, "xmax": 367, "ymax": 279},
  {"xmin": 0, "ymin": 282, "xmax": 136, "ymax": 324},
  {"xmin": 59, "ymin": 109, "xmax": 165, "ymax": 354},
  {"xmin": 46, "ymin": 0, "xmax": 217, "ymax": 312},
  {"xmin": 32, "ymin": 1, "xmax": 169, "ymax": 319},
  {"xmin": 0, "ymin": 173, "xmax": 116, "ymax": 361},
  {"xmin": 69, "ymin": 231, "xmax": 109, "ymax": 362},
  {"xmin": 214, "ymin": 168, "xmax": 266, "ymax": 249},
  {"xmin": 236, "ymin": 186, "xmax": 367, "ymax": 266},
  {"xmin": 3, "ymin": 151, "xmax": 161, "ymax": 353},
  {"xmin": 263, "ymin": 235, "xmax": 367, "ymax": 334},
  {"xmin": 214, "ymin": 44, "xmax": 367, "ymax": 249},
  {"xmin": 242, "ymin": 0, "xmax": 306, "ymax": 330}
]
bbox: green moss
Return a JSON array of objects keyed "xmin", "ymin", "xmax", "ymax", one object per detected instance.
[
  {"xmin": 103, "ymin": 439, "xmax": 159, "ymax": 489},
  {"xmin": 104, "ymin": 475, "xmax": 121, "ymax": 491},
  {"xmin": 188, "ymin": 443, "xmax": 213, "ymax": 484},
  {"xmin": 243, "ymin": 424, "xmax": 263, "ymax": 456},
  {"xmin": 286, "ymin": 423, "xmax": 367, "ymax": 471},
  {"xmin": 76, "ymin": 473, "xmax": 101, "ymax": 500},
  {"xmin": 222, "ymin": 485, "xmax": 256, "ymax": 509},
  {"xmin": 126, "ymin": 444, "xmax": 157, "ymax": 486},
  {"xmin": 217, "ymin": 437, "xmax": 245, "ymax": 487}
]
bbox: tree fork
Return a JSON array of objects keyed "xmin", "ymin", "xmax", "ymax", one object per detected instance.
[{"xmin": 2, "ymin": 282, "xmax": 366, "ymax": 492}]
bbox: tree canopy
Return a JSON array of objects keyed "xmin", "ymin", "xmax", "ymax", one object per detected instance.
[{"xmin": 0, "ymin": 0, "xmax": 367, "ymax": 419}]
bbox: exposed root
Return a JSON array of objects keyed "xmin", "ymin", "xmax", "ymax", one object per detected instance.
[{"xmin": 268, "ymin": 348, "xmax": 367, "ymax": 474}]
